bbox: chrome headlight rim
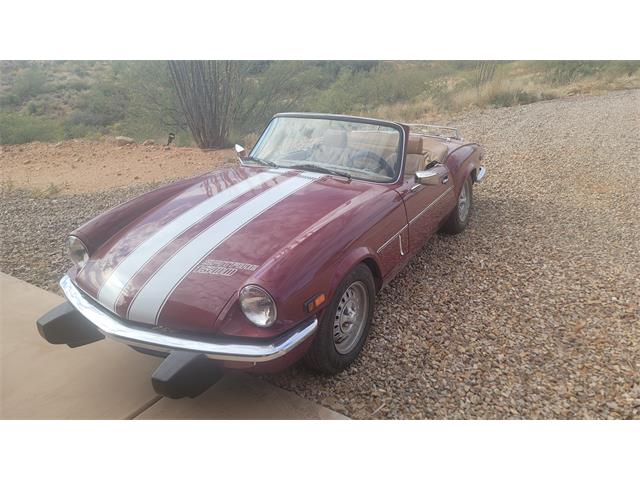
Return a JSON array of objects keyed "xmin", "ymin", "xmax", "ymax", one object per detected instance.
[
  {"xmin": 67, "ymin": 235, "xmax": 89, "ymax": 269},
  {"xmin": 239, "ymin": 284, "xmax": 277, "ymax": 328}
]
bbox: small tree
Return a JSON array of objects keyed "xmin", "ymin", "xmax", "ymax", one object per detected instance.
[{"xmin": 167, "ymin": 61, "xmax": 248, "ymax": 149}]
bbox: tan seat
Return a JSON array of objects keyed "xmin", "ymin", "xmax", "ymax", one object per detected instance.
[
  {"xmin": 407, "ymin": 134, "xmax": 423, "ymax": 155},
  {"xmin": 321, "ymin": 129, "xmax": 350, "ymax": 167},
  {"xmin": 347, "ymin": 130, "xmax": 400, "ymax": 173},
  {"xmin": 324, "ymin": 128, "xmax": 347, "ymax": 148},
  {"xmin": 404, "ymin": 134, "xmax": 426, "ymax": 176},
  {"xmin": 404, "ymin": 154, "xmax": 425, "ymax": 176},
  {"xmin": 421, "ymin": 137, "xmax": 449, "ymax": 164}
]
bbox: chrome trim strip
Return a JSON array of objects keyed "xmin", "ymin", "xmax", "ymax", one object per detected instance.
[
  {"xmin": 376, "ymin": 225, "xmax": 408, "ymax": 254},
  {"xmin": 409, "ymin": 187, "xmax": 453, "ymax": 225},
  {"xmin": 61, "ymin": 275, "xmax": 317, "ymax": 363},
  {"xmin": 405, "ymin": 123, "xmax": 462, "ymax": 140}
]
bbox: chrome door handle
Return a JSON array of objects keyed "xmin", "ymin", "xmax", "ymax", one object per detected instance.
[
  {"xmin": 441, "ymin": 175, "xmax": 449, "ymax": 184},
  {"xmin": 410, "ymin": 184, "xmax": 422, "ymax": 192}
]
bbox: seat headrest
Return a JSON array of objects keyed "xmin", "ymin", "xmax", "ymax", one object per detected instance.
[
  {"xmin": 323, "ymin": 128, "xmax": 347, "ymax": 148},
  {"xmin": 407, "ymin": 134, "xmax": 423, "ymax": 155}
]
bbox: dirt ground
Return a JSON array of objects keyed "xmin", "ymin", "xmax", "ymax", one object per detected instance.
[{"xmin": 0, "ymin": 139, "xmax": 235, "ymax": 193}]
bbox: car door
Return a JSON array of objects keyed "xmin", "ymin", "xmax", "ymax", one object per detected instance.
[{"xmin": 397, "ymin": 164, "xmax": 456, "ymax": 255}]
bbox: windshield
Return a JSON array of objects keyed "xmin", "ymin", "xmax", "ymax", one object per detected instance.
[{"xmin": 250, "ymin": 116, "xmax": 402, "ymax": 182}]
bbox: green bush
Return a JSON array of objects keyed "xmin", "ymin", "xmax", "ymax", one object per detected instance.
[
  {"xmin": 543, "ymin": 61, "xmax": 603, "ymax": 86},
  {"xmin": 488, "ymin": 91, "xmax": 517, "ymax": 108},
  {"xmin": 0, "ymin": 93, "xmax": 21, "ymax": 107},
  {"xmin": 0, "ymin": 112, "xmax": 63, "ymax": 144},
  {"xmin": 69, "ymin": 78, "xmax": 128, "ymax": 127},
  {"xmin": 487, "ymin": 89, "xmax": 551, "ymax": 108},
  {"xmin": 10, "ymin": 68, "xmax": 49, "ymax": 104},
  {"xmin": 62, "ymin": 121, "xmax": 103, "ymax": 140},
  {"xmin": 0, "ymin": 60, "xmax": 637, "ymax": 147}
]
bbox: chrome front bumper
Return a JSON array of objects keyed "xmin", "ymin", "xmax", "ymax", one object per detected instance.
[{"xmin": 59, "ymin": 275, "xmax": 318, "ymax": 363}]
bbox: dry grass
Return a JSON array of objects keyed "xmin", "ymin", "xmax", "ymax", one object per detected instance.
[{"xmin": 367, "ymin": 61, "xmax": 640, "ymax": 123}]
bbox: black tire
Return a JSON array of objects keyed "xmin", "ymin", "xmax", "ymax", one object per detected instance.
[
  {"xmin": 441, "ymin": 175, "xmax": 473, "ymax": 234},
  {"xmin": 304, "ymin": 263, "xmax": 375, "ymax": 374}
]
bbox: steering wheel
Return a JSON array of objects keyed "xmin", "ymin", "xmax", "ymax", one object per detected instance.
[{"xmin": 347, "ymin": 150, "xmax": 395, "ymax": 178}]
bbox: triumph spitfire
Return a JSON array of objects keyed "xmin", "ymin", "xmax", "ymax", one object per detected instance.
[{"xmin": 37, "ymin": 113, "xmax": 486, "ymax": 398}]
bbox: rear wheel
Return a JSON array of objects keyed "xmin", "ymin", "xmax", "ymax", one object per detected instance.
[
  {"xmin": 442, "ymin": 175, "xmax": 473, "ymax": 234},
  {"xmin": 304, "ymin": 264, "xmax": 375, "ymax": 374}
]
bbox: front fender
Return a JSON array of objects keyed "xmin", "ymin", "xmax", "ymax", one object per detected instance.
[
  {"xmin": 72, "ymin": 175, "xmax": 202, "ymax": 254},
  {"xmin": 328, "ymin": 246, "xmax": 381, "ymax": 300}
]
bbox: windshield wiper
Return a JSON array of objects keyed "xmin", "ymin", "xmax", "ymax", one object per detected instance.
[
  {"xmin": 244, "ymin": 156, "xmax": 279, "ymax": 168},
  {"xmin": 288, "ymin": 163, "xmax": 351, "ymax": 180}
]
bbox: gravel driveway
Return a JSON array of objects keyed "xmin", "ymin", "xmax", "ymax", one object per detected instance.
[{"xmin": 1, "ymin": 90, "xmax": 638, "ymax": 419}]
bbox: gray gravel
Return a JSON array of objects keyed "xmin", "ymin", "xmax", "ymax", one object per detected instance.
[
  {"xmin": 1, "ymin": 90, "xmax": 639, "ymax": 418},
  {"xmin": 0, "ymin": 184, "xmax": 160, "ymax": 291},
  {"xmin": 270, "ymin": 90, "xmax": 640, "ymax": 419}
]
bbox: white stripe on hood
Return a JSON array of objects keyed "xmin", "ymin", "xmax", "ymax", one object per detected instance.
[
  {"xmin": 126, "ymin": 174, "xmax": 318, "ymax": 324},
  {"xmin": 97, "ymin": 171, "xmax": 280, "ymax": 313}
]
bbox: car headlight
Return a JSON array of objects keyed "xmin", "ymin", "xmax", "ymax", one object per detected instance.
[
  {"xmin": 67, "ymin": 235, "xmax": 89, "ymax": 268},
  {"xmin": 239, "ymin": 285, "xmax": 277, "ymax": 327}
]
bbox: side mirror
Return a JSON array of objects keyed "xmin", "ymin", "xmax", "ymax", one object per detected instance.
[
  {"xmin": 235, "ymin": 144, "xmax": 247, "ymax": 160},
  {"xmin": 415, "ymin": 165, "xmax": 449, "ymax": 186}
]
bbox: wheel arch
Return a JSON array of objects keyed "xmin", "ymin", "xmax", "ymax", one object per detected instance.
[{"xmin": 329, "ymin": 247, "xmax": 383, "ymax": 300}]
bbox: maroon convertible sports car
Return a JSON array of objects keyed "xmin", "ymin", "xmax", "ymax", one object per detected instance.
[{"xmin": 37, "ymin": 113, "xmax": 486, "ymax": 398}]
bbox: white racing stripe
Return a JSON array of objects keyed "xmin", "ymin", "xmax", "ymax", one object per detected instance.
[
  {"xmin": 97, "ymin": 171, "xmax": 279, "ymax": 312},
  {"xmin": 127, "ymin": 174, "xmax": 317, "ymax": 325}
]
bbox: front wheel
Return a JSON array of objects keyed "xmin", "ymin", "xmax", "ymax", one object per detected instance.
[
  {"xmin": 441, "ymin": 175, "xmax": 473, "ymax": 234},
  {"xmin": 304, "ymin": 264, "xmax": 375, "ymax": 374}
]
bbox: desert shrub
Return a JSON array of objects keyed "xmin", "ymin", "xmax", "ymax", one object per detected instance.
[
  {"xmin": 488, "ymin": 90, "xmax": 517, "ymax": 108},
  {"xmin": 0, "ymin": 112, "xmax": 63, "ymax": 144},
  {"xmin": 544, "ymin": 61, "xmax": 604, "ymax": 86},
  {"xmin": 0, "ymin": 93, "xmax": 21, "ymax": 107},
  {"xmin": 236, "ymin": 61, "xmax": 334, "ymax": 133},
  {"xmin": 69, "ymin": 77, "xmax": 128, "ymax": 127},
  {"xmin": 486, "ymin": 88, "xmax": 549, "ymax": 108},
  {"xmin": 62, "ymin": 121, "xmax": 103, "ymax": 140},
  {"xmin": 310, "ymin": 63, "xmax": 435, "ymax": 115},
  {"xmin": 514, "ymin": 90, "xmax": 539, "ymax": 105},
  {"xmin": 609, "ymin": 61, "xmax": 640, "ymax": 76},
  {"xmin": 10, "ymin": 68, "xmax": 49, "ymax": 104},
  {"xmin": 66, "ymin": 79, "xmax": 91, "ymax": 91},
  {"xmin": 26, "ymin": 101, "xmax": 38, "ymax": 114},
  {"xmin": 73, "ymin": 65, "xmax": 88, "ymax": 77},
  {"xmin": 118, "ymin": 61, "xmax": 187, "ymax": 141},
  {"xmin": 421, "ymin": 78, "xmax": 452, "ymax": 111}
]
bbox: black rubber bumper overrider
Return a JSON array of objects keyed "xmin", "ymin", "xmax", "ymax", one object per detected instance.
[
  {"xmin": 151, "ymin": 351, "xmax": 223, "ymax": 399},
  {"xmin": 36, "ymin": 301, "xmax": 105, "ymax": 347}
]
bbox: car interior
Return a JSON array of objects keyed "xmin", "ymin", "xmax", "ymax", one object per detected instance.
[
  {"xmin": 318, "ymin": 128, "xmax": 450, "ymax": 180},
  {"xmin": 404, "ymin": 133, "xmax": 449, "ymax": 178}
]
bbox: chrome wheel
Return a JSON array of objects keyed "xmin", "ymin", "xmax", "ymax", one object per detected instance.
[
  {"xmin": 457, "ymin": 180, "xmax": 470, "ymax": 222},
  {"xmin": 333, "ymin": 280, "xmax": 369, "ymax": 354}
]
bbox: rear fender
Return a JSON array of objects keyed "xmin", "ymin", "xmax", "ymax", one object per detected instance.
[{"xmin": 444, "ymin": 144, "xmax": 482, "ymax": 195}]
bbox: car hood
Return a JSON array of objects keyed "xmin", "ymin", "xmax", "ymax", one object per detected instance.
[{"xmin": 74, "ymin": 165, "xmax": 383, "ymax": 333}]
